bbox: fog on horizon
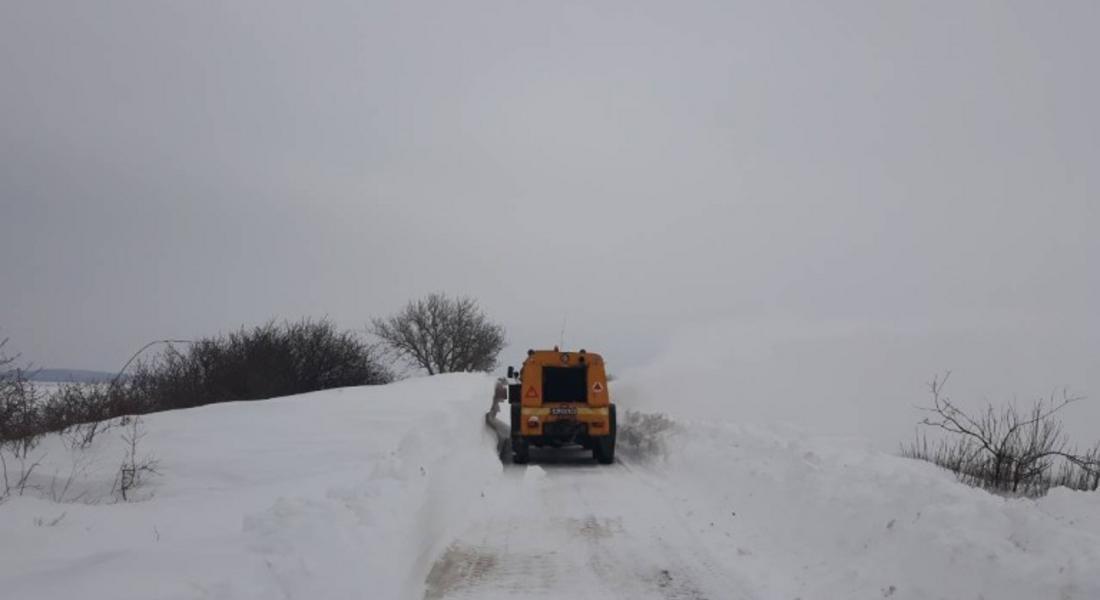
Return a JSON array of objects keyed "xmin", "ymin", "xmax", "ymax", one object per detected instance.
[{"xmin": 2, "ymin": 1, "xmax": 1097, "ymax": 447}]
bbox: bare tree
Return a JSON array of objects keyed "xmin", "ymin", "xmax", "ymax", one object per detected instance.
[
  {"xmin": 904, "ymin": 372, "xmax": 1100, "ymax": 496},
  {"xmin": 372, "ymin": 293, "xmax": 506, "ymax": 375}
]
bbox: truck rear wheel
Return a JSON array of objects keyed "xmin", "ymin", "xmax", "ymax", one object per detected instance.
[
  {"xmin": 593, "ymin": 404, "xmax": 616, "ymax": 464},
  {"xmin": 593, "ymin": 436, "xmax": 614, "ymax": 464},
  {"xmin": 512, "ymin": 437, "xmax": 530, "ymax": 464},
  {"xmin": 510, "ymin": 403, "xmax": 529, "ymax": 463}
]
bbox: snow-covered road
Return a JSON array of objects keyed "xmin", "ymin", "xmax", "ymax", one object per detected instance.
[{"xmin": 426, "ymin": 451, "xmax": 746, "ymax": 600}]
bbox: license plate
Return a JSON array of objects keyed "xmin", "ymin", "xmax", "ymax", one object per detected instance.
[{"xmin": 550, "ymin": 407, "xmax": 578, "ymax": 416}]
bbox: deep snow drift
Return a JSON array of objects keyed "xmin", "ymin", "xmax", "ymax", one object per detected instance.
[
  {"xmin": 0, "ymin": 375, "xmax": 502, "ymax": 600},
  {"xmin": 1, "ymin": 373, "xmax": 1098, "ymax": 599}
]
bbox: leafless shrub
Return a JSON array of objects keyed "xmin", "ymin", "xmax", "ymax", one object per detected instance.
[
  {"xmin": 131, "ymin": 319, "xmax": 392, "ymax": 410},
  {"xmin": 1, "ymin": 340, "xmax": 41, "ymax": 452},
  {"xmin": 45, "ymin": 447, "xmax": 96, "ymax": 503},
  {"xmin": 372, "ymin": 293, "xmax": 506, "ymax": 375},
  {"xmin": 618, "ymin": 411, "xmax": 679, "ymax": 462},
  {"xmin": 113, "ymin": 416, "xmax": 159, "ymax": 502},
  {"xmin": 1, "ymin": 340, "xmax": 47, "ymax": 499},
  {"xmin": 1052, "ymin": 444, "xmax": 1100, "ymax": 491},
  {"xmin": 903, "ymin": 373, "xmax": 1100, "ymax": 496},
  {"xmin": 1, "ymin": 450, "xmax": 45, "ymax": 500},
  {"xmin": 39, "ymin": 382, "xmax": 123, "ymax": 450}
]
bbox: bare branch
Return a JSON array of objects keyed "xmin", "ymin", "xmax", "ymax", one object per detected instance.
[{"xmin": 906, "ymin": 373, "xmax": 1099, "ymax": 496}]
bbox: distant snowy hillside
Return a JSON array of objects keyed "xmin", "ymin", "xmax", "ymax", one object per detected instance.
[
  {"xmin": 1, "ymin": 373, "xmax": 1097, "ymax": 599},
  {"xmin": 26, "ymin": 369, "xmax": 118, "ymax": 383}
]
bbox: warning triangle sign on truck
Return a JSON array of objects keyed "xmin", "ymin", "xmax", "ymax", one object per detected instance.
[
  {"xmin": 525, "ymin": 386, "xmax": 538, "ymax": 399},
  {"xmin": 592, "ymin": 382, "xmax": 604, "ymax": 393}
]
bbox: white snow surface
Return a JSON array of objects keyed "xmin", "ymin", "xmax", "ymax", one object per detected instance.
[{"xmin": 1, "ymin": 372, "xmax": 1098, "ymax": 599}]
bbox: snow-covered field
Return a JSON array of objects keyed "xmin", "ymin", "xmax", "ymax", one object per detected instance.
[{"xmin": 1, "ymin": 373, "xmax": 1098, "ymax": 599}]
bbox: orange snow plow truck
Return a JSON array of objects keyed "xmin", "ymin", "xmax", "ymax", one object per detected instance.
[{"xmin": 505, "ymin": 348, "xmax": 616, "ymax": 464}]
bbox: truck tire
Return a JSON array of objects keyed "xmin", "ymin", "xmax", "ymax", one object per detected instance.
[
  {"xmin": 511, "ymin": 403, "xmax": 529, "ymax": 463},
  {"xmin": 513, "ymin": 437, "xmax": 530, "ymax": 464},
  {"xmin": 593, "ymin": 404, "xmax": 616, "ymax": 464}
]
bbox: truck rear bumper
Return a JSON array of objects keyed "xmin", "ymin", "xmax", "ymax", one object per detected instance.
[{"xmin": 517, "ymin": 405, "xmax": 612, "ymax": 438}]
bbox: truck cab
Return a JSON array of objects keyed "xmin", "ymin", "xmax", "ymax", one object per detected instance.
[{"xmin": 506, "ymin": 348, "xmax": 616, "ymax": 464}]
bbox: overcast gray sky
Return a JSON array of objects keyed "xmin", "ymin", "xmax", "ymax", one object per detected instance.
[{"xmin": 1, "ymin": 1, "xmax": 1097, "ymax": 441}]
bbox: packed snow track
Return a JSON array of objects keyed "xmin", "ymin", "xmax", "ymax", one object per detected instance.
[{"xmin": 425, "ymin": 450, "xmax": 745, "ymax": 600}]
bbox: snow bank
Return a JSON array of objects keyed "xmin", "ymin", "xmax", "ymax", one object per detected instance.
[
  {"xmin": 0, "ymin": 374, "xmax": 501, "ymax": 600},
  {"xmin": 617, "ymin": 412, "xmax": 1100, "ymax": 599},
  {"xmin": 615, "ymin": 322, "xmax": 1100, "ymax": 598}
]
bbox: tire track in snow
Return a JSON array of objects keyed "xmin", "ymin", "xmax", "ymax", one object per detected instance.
[{"xmin": 423, "ymin": 450, "xmax": 752, "ymax": 600}]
